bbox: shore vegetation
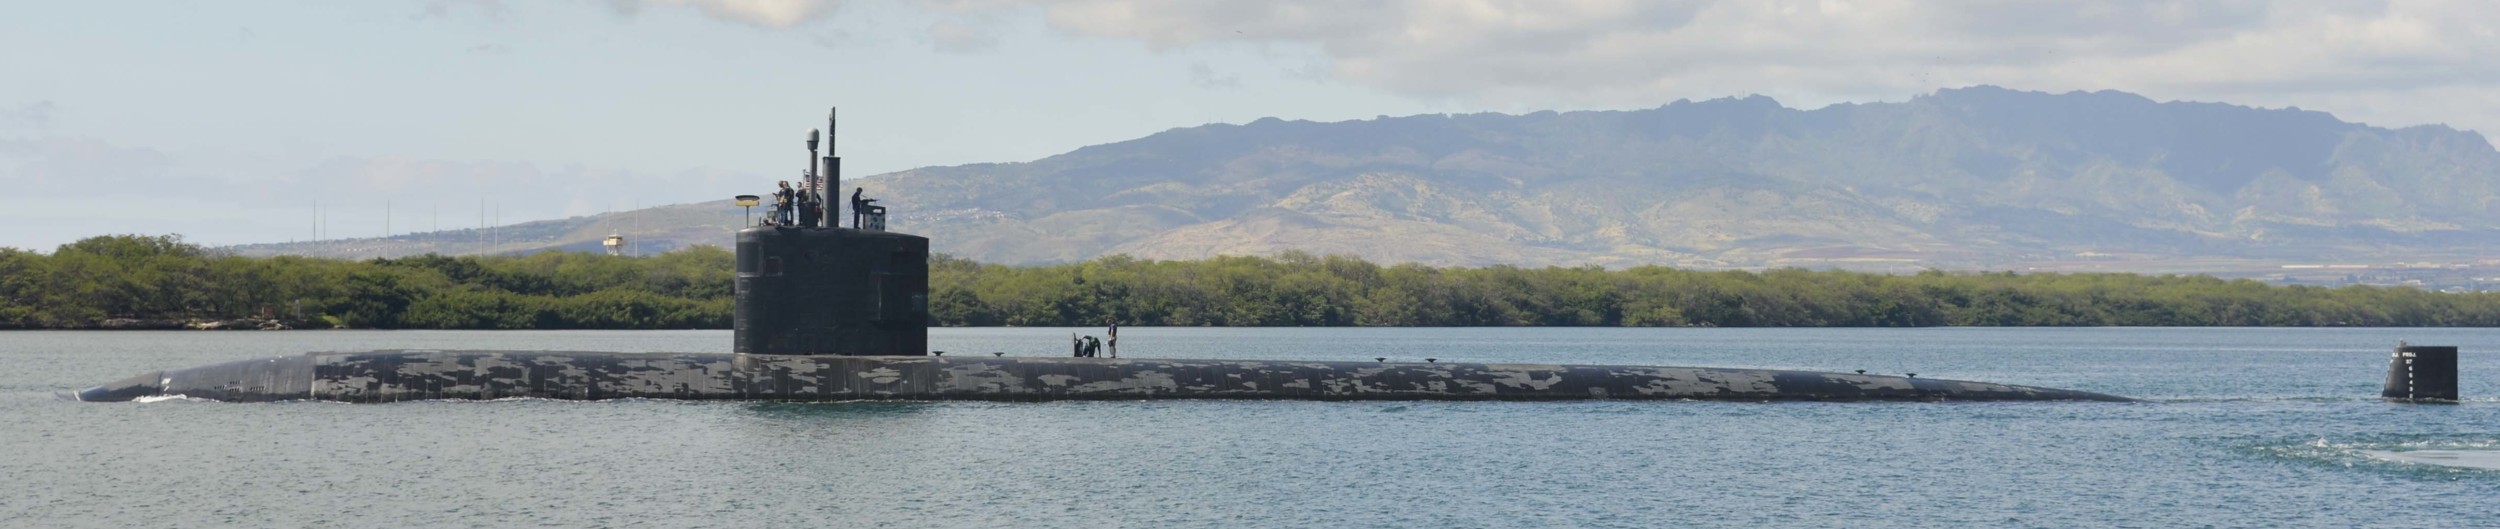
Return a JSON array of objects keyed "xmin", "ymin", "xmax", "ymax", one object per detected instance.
[{"xmin": 5, "ymin": 235, "xmax": 2497, "ymax": 329}]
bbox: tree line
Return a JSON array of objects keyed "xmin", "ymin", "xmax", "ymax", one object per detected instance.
[
  {"xmin": 0, "ymin": 235, "xmax": 731, "ymax": 329},
  {"xmin": 5, "ymin": 235, "xmax": 2499, "ymax": 329},
  {"xmin": 932, "ymin": 252, "xmax": 2500, "ymax": 327}
]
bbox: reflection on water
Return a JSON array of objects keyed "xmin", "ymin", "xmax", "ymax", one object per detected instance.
[{"xmin": 740, "ymin": 400, "xmax": 938, "ymax": 419}]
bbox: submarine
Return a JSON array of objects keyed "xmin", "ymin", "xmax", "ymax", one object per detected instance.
[{"xmin": 74, "ymin": 108, "xmax": 2131, "ymax": 404}]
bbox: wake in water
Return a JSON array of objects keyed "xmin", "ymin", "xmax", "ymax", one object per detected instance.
[
  {"xmin": 2148, "ymin": 395, "xmax": 2500, "ymax": 404},
  {"xmin": 2252, "ymin": 436, "xmax": 2500, "ymax": 477},
  {"xmin": 2148, "ymin": 396, "xmax": 2371, "ymax": 404},
  {"xmin": 2361, "ymin": 449, "xmax": 2500, "ymax": 470}
]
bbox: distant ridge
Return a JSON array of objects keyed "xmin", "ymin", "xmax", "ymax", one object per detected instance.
[
  {"xmin": 235, "ymin": 86, "xmax": 2500, "ymax": 270},
  {"xmin": 224, "ymin": 200, "xmax": 747, "ymax": 259}
]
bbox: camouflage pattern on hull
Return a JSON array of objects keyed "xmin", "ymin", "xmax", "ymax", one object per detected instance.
[{"xmin": 76, "ymin": 350, "xmax": 2133, "ymax": 403}]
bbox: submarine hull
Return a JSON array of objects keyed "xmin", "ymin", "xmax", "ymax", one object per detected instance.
[{"xmin": 76, "ymin": 350, "xmax": 2132, "ymax": 403}]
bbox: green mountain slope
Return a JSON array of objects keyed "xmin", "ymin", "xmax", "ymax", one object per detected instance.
[{"xmin": 868, "ymin": 86, "xmax": 2500, "ymax": 268}]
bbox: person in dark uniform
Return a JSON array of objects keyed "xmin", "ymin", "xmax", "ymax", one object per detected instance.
[
  {"xmin": 795, "ymin": 178, "xmax": 820, "ymax": 227},
  {"xmin": 1082, "ymin": 336, "xmax": 1102, "ymax": 358},
  {"xmin": 772, "ymin": 181, "xmax": 795, "ymax": 225},
  {"xmin": 1071, "ymin": 333, "xmax": 1083, "ymax": 358},
  {"xmin": 849, "ymin": 187, "xmax": 878, "ymax": 228},
  {"xmin": 1106, "ymin": 320, "xmax": 1118, "ymax": 359}
]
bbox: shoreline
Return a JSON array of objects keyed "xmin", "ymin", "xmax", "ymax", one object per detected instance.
[{"xmin": 6, "ymin": 322, "xmax": 2490, "ymax": 330}]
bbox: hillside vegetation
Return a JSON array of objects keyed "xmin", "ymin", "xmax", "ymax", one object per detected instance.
[
  {"xmin": 9, "ymin": 235, "xmax": 2500, "ymax": 330},
  {"xmin": 870, "ymin": 86, "xmax": 2500, "ymax": 268}
]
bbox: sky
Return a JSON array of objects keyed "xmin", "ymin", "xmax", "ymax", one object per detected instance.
[{"xmin": 3, "ymin": 0, "xmax": 2497, "ymax": 251}]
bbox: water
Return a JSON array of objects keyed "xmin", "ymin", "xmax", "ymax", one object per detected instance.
[{"xmin": 5, "ymin": 327, "xmax": 2497, "ymax": 528}]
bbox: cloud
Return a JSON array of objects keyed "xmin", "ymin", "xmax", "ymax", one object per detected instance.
[
  {"xmin": 926, "ymin": 1, "xmax": 2500, "ymax": 128},
  {"xmin": 0, "ymin": 137, "xmax": 174, "ymax": 192},
  {"xmin": 417, "ymin": 0, "xmax": 510, "ymax": 20},
  {"xmin": 469, "ymin": 43, "xmax": 514, "ymax": 55},
  {"xmin": 0, "ymin": 101, "xmax": 59, "ymax": 131},
  {"xmin": 809, "ymin": 29, "xmax": 859, "ymax": 49},
  {"xmin": 1188, "ymin": 61, "xmax": 1239, "ymax": 89},
  {"xmin": 927, "ymin": 18, "xmax": 1000, "ymax": 52},
  {"xmin": 603, "ymin": 0, "xmax": 842, "ymax": 28}
]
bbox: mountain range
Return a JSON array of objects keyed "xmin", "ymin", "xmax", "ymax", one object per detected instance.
[{"xmin": 232, "ymin": 86, "xmax": 2500, "ymax": 270}]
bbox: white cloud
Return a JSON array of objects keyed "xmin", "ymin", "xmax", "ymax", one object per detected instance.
[{"xmin": 603, "ymin": 0, "xmax": 843, "ymax": 28}]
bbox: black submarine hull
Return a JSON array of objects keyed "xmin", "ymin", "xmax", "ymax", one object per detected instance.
[{"xmin": 76, "ymin": 350, "xmax": 2132, "ymax": 403}]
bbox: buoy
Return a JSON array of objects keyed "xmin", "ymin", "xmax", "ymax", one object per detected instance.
[{"xmin": 2383, "ymin": 343, "xmax": 2459, "ymax": 403}]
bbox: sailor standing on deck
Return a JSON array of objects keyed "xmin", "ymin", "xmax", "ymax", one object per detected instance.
[
  {"xmin": 849, "ymin": 187, "xmax": 879, "ymax": 228},
  {"xmin": 1106, "ymin": 320, "xmax": 1118, "ymax": 359},
  {"xmin": 772, "ymin": 181, "xmax": 796, "ymax": 225},
  {"xmin": 795, "ymin": 177, "xmax": 820, "ymax": 227}
]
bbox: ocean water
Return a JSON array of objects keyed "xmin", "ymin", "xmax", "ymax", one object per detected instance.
[{"xmin": 4, "ymin": 327, "xmax": 2496, "ymax": 528}]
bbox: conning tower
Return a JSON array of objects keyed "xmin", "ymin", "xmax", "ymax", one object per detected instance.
[{"xmin": 733, "ymin": 107, "xmax": 931, "ymax": 356}]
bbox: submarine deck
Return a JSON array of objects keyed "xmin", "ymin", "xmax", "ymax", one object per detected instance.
[{"xmin": 77, "ymin": 350, "xmax": 2133, "ymax": 403}]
